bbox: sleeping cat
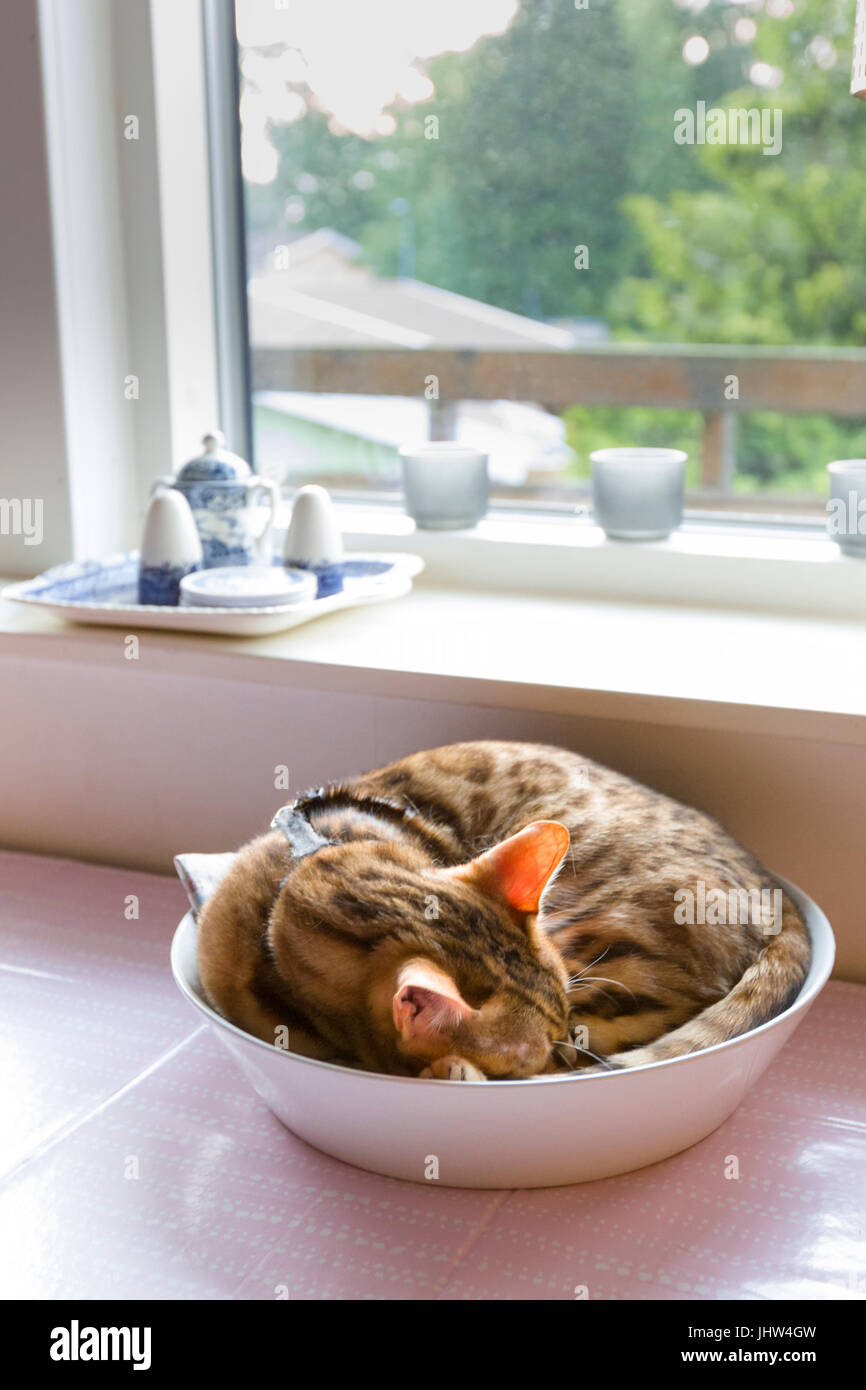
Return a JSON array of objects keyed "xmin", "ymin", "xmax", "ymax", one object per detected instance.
[{"xmin": 196, "ymin": 741, "xmax": 810, "ymax": 1080}]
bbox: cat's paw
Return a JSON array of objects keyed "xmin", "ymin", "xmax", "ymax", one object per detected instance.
[{"xmin": 420, "ymin": 1055, "xmax": 487, "ymax": 1082}]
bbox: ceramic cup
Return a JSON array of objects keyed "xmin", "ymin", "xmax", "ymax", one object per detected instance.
[
  {"xmin": 399, "ymin": 443, "xmax": 489, "ymax": 530},
  {"xmin": 590, "ymin": 448, "xmax": 688, "ymax": 541},
  {"xmin": 826, "ymin": 460, "xmax": 866, "ymax": 556}
]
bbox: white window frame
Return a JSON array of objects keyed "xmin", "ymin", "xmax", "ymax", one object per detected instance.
[{"xmin": 8, "ymin": 0, "xmax": 224, "ymax": 578}]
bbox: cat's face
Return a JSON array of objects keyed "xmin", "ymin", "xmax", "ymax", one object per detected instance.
[{"xmin": 270, "ymin": 821, "xmax": 571, "ymax": 1079}]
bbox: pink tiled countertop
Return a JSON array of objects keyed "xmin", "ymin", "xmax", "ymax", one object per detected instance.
[{"xmin": 1, "ymin": 850, "xmax": 864, "ymax": 1301}]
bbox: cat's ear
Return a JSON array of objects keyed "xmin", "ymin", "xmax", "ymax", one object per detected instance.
[
  {"xmin": 392, "ymin": 959, "xmax": 474, "ymax": 1042},
  {"xmin": 456, "ymin": 820, "xmax": 570, "ymax": 914}
]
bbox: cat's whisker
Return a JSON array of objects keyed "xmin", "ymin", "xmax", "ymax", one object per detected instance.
[
  {"xmin": 567, "ymin": 977, "xmax": 608, "ymax": 993},
  {"xmin": 566, "ymin": 980, "xmax": 619, "ymax": 1006},
  {"xmin": 563, "ymin": 949, "xmax": 613, "ymax": 989},
  {"xmin": 568, "ymin": 973, "xmax": 638, "ymax": 1001},
  {"xmin": 572, "ymin": 947, "xmax": 611, "ymax": 979},
  {"xmin": 555, "ymin": 1039, "xmax": 617, "ymax": 1070}
]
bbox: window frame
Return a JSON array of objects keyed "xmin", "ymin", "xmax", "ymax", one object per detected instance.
[
  {"xmin": 28, "ymin": 0, "xmax": 223, "ymax": 573},
  {"xmin": 220, "ymin": 1, "xmax": 866, "ymax": 540},
  {"xmin": 23, "ymin": 0, "xmax": 865, "ymax": 619},
  {"xmin": 202, "ymin": 0, "xmax": 253, "ymax": 464}
]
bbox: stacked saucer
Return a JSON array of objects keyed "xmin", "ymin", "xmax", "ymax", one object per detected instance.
[{"xmin": 179, "ymin": 566, "xmax": 317, "ymax": 609}]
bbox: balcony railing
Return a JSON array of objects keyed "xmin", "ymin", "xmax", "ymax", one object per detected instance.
[{"xmin": 251, "ymin": 343, "xmax": 866, "ymax": 508}]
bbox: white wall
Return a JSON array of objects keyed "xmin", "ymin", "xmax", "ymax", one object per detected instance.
[
  {"xmin": 39, "ymin": 0, "xmax": 139, "ymax": 562},
  {"xmin": 0, "ymin": 0, "xmax": 219, "ymax": 579},
  {"xmin": 0, "ymin": 0, "xmax": 73, "ymax": 573}
]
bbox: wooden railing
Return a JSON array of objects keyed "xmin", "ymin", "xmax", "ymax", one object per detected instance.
[{"xmin": 252, "ymin": 343, "xmax": 866, "ymax": 493}]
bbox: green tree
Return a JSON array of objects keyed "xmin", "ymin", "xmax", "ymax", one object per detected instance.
[
  {"xmin": 409, "ymin": 0, "xmax": 637, "ymax": 318},
  {"xmin": 243, "ymin": 0, "xmax": 866, "ymax": 493},
  {"xmin": 610, "ymin": 0, "xmax": 866, "ymax": 345},
  {"xmin": 252, "ymin": 0, "xmax": 642, "ymax": 320},
  {"xmin": 600, "ymin": 0, "xmax": 866, "ymax": 489}
]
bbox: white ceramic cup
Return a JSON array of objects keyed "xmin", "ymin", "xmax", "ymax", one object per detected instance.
[
  {"xmin": 826, "ymin": 460, "xmax": 866, "ymax": 556},
  {"xmin": 591, "ymin": 448, "xmax": 688, "ymax": 541},
  {"xmin": 399, "ymin": 443, "xmax": 489, "ymax": 530}
]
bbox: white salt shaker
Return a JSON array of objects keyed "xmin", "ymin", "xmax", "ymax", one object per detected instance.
[
  {"xmin": 138, "ymin": 486, "xmax": 203, "ymax": 605},
  {"xmin": 283, "ymin": 484, "xmax": 345, "ymax": 597}
]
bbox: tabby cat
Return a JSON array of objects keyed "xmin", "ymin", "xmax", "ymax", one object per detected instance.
[{"xmin": 196, "ymin": 741, "xmax": 810, "ymax": 1080}]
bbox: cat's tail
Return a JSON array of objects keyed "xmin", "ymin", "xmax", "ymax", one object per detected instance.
[{"xmin": 604, "ymin": 892, "xmax": 812, "ymax": 1070}]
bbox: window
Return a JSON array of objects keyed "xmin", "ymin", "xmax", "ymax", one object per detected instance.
[{"xmin": 228, "ymin": 0, "xmax": 865, "ymax": 522}]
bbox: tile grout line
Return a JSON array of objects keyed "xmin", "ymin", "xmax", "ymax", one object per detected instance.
[
  {"xmin": 0, "ymin": 1024, "xmax": 208, "ymax": 1189},
  {"xmin": 431, "ymin": 1189, "xmax": 512, "ymax": 1301}
]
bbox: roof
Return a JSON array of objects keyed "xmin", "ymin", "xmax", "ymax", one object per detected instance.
[{"xmin": 248, "ymin": 228, "xmax": 582, "ymax": 351}]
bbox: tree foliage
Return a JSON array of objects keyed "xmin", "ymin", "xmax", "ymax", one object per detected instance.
[{"xmin": 246, "ymin": 0, "xmax": 865, "ymax": 491}]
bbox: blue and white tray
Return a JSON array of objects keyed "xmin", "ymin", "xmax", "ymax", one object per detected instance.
[{"xmin": 2, "ymin": 551, "xmax": 424, "ymax": 636}]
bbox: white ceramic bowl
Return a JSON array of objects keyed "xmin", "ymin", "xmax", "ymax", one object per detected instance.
[{"xmin": 170, "ymin": 876, "xmax": 834, "ymax": 1189}]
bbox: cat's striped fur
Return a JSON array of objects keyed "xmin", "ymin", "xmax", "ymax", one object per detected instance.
[{"xmin": 197, "ymin": 741, "xmax": 810, "ymax": 1080}]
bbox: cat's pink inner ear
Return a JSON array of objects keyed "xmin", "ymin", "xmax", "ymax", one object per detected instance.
[
  {"xmin": 392, "ymin": 959, "xmax": 474, "ymax": 1042},
  {"xmin": 474, "ymin": 820, "xmax": 570, "ymax": 914}
]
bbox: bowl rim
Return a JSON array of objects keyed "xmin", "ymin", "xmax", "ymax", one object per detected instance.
[{"xmin": 170, "ymin": 873, "xmax": 834, "ymax": 1089}]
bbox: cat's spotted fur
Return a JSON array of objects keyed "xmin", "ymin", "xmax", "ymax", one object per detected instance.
[{"xmin": 197, "ymin": 741, "xmax": 810, "ymax": 1080}]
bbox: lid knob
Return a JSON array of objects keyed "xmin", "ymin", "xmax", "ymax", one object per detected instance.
[{"xmin": 175, "ymin": 429, "xmax": 251, "ymax": 483}]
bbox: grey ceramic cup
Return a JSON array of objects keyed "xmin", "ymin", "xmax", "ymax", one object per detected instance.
[
  {"xmin": 590, "ymin": 448, "xmax": 688, "ymax": 541},
  {"xmin": 826, "ymin": 460, "xmax": 866, "ymax": 556},
  {"xmin": 399, "ymin": 443, "xmax": 489, "ymax": 530}
]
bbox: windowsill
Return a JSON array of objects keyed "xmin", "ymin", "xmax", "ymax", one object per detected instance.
[
  {"xmin": 2, "ymin": 569, "xmax": 865, "ymax": 746},
  {"xmin": 308, "ymin": 503, "xmax": 866, "ymax": 621}
]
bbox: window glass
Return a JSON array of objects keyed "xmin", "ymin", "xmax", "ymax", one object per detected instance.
[{"xmin": 234, "ymin": 0, "xmax": 863, "ymax": 516}]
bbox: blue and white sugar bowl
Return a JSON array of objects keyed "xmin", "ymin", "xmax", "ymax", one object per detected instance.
[{"xmin": 156, "ymin": 431, "xmax": 278, "ymax": 569}]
